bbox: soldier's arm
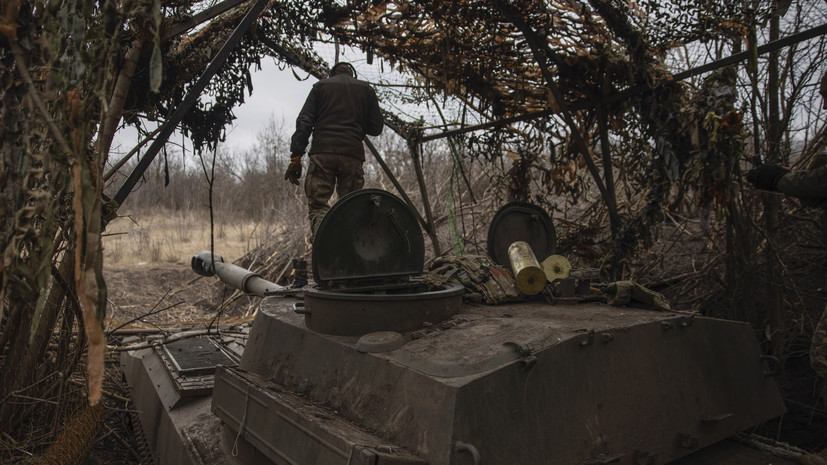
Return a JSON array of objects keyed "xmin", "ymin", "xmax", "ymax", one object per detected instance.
[
  {"xmin": 365, "ymin": 88, "xmax": 384, "ymax": 137},
  {"xmin": 777, "ymin": 164, "xmax": 827, "ymax": 199},
  {"xmin": 290, "ymin": 86, "xmax": 319, "ymax": 156}
]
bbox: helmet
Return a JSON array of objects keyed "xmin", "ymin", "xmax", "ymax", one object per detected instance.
[{"xmin": 329, "ymin": 62, "xmax": 357, "ymax": 78}]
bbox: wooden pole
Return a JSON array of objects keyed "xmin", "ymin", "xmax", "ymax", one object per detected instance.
[{"xmin": 407, "ymin": 138, "xmax": 442, "ymax": 257}]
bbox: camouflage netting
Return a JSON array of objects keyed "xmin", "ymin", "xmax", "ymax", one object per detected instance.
[
  {"xmin": 120, "ymin": 0, "xmax": 782, "ymax": 266},
  {"xmin": 134, "ymin": 0, "xmax": 777, "ymax": 142},
  {"xmin": 3, "ymin": 0, "xmax": 827, "ymax": 462}
]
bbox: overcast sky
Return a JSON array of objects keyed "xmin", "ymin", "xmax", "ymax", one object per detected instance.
[
  {"xmin": 109, "ymin": 58, "xmax": 317, "ymax": 162},
  {"xmin": 222, "ymin": 59, "xmax": 316, "ymax": 150}
]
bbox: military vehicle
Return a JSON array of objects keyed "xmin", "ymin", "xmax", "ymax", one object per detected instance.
[{"xmin": 121, "ymin": 189, "xmax": 792, "ymax": 465}]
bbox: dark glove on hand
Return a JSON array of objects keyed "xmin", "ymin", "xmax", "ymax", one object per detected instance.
[
  {"xmin": 284, "ymin": 156, "xmax": 302, "ymax": 185},
  {"xmin": 746, "ymin": 164, "xmax": 788, "ymax": 191}
]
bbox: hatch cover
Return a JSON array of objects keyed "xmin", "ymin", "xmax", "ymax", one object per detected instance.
[
  {"xmin": 161, "ymin": 337, "xmax": 237, "ymax": 376},
  {"xmin": 487, "ymin": 202, "xmax": 556, "ymax": 267},
  {"xmin": 312, "ymin": 189, "xmax": 425, "ymax": 286}
]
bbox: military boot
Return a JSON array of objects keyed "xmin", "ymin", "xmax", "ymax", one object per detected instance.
[{"xmin": 291, "ymin": 258, "xmax": 308, "ymax": 288}]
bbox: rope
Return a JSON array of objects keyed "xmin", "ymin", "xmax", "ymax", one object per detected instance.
[{"xmin": 231, "ymin": 385, "xmax": 252, "ymax": 457}]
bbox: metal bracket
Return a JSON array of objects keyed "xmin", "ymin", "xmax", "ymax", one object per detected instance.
[
  {"xmin": 579, "ymin": 330, "xmax": 595, "ymax": 347},
  {"xmin": 292, "ymin": 302, "xmax": 310, "ymax": 315}
]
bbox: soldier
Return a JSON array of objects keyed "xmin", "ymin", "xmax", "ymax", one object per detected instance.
[
  {"xmin": 284, "ymin": 62, "xmax": 384, "ymax": 242},
  {"xmin": 745, "ymin": 70, "xmax": 827, "ymax": 384}
]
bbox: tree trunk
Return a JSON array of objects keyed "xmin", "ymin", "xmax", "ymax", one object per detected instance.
[{"xmin": 765, "ymin": 11, "xmax": 785, "ymax": 354}]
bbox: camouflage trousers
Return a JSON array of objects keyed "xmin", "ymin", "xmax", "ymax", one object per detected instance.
[
  {"xmin": 813, "ymin": 305, "xmax": 827, "ymax": 380},
  {"xmin": 304, "ymin": 154, "xmax": 365, "ymax": 242}
]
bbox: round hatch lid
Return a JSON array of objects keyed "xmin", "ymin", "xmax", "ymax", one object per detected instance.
[
  {"xmin": 487, "ymin": 202, "xmax": 556, "ymax": 267},
  {"xmin": 312, "ymin": 189, "xmax": 425, "ymax": 286}
]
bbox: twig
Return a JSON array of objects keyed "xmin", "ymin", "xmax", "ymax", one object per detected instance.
[
  {"xmin": 112, "ymin": 328, "xmax": 220, "ymax": 352},
  {"xmin": 105, "ymin": 292, "xmax": 183, "ymax": 335},
  {"xmin": 1, "ymin": 432, "xmax": 32, "ymax": 457},
  {"xmin": 107, "ymin": 327, "xmax": 165, "ymax": 335},
  {"xmin": 733, "ymin": 432, "xmax": 808, "ymax": 460},
  {"xmin": 66, "ymin": 379, "xmax": 131, "ymax": 403},
  {"xmin": 102, "ymin": 405, "xmax": 143, "ymax": 414},
  {"xmin": 104, "ymin": 423, "xmax": 143, "ymax": 462},
  {"xmin": 0, "ymin": 372, "xmax": 59, "ymax": 405},
  {"xmin": 103, "ymin": 125, "xmax": 163, "ymax": 182},
  {"xmin": 274, "ymin": 255, "xmax": 295, "ymax": 286},
  {"xmin": 10, "ymin": 394, "xmax": 58, "ymax": 405},
  {"xmin": 663, "ymin": 210, "xmax": 693, "ymax": 236},
  {"xmin": 643, "ymin": 270, "xmax": 705, "ymax": 290}
]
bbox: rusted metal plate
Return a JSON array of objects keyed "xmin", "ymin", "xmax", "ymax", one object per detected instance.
[
  {"xmin": 312, "ymin": 189, "xmax": 425, "ymax": 286},
  {"xmin": 487, "ymin": 202, "xmax": 556, "ymax": 267}
]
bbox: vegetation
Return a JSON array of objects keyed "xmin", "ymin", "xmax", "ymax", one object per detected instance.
[{"xmin": 1, "ymin": 0, "xmax": 827, "ymax": 462}]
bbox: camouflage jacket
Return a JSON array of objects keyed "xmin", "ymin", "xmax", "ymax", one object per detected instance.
[
  {"xmin": 290, "ymin": 74, "xmax": 383, "ymax": 162},
  {"xmin": 777, "ymin": 157, "xmax": 827, "ymax": 209}
]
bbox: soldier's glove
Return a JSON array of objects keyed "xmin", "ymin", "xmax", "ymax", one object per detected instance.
[
  {"xmin": 284, "ymin": 156, "xmax": 302, "ymax": 185},
  {"xmin": 746, "ymin": 164, "xmax": 787, "ymax": 191}
]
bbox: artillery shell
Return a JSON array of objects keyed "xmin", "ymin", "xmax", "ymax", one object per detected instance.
[{"xmin": 508, "ymin": 241, "xmax": 546, "ymax": 295}]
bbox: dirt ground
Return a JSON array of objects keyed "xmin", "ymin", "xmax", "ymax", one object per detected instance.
[
  {"xmin": 104, "ymin": 262, "xmax": 257, "ymax": 330},
  {"xmin": 102, "ymin": 209, "xmax": 275, "ymax": 329}
]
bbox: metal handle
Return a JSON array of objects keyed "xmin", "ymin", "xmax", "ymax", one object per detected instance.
[
  {"xmin": 455, "ymin": 441, "xmax": 481, "ymax": 465},
  {"xmin": 292, "ymin": 302, "xmax": 310, "ymax": 315},
  {"xmin": 384, "ymin": 208, "xmax": 411, "ymax": 253},
  {"xmin": 370, "ymin": 195, "xmax": 382, "ymax": 223},
  {"xmin": 579, "ymin": 330, "xmax": 595, "ymax": 347}
]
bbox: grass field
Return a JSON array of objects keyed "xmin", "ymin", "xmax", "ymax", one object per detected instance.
[
  {"xmin": 103, "ymin": 209, "xmax": 277, "ymax": 267},
  {"xmin": 101, "ymin": 208, "xmax": 291, "ymax": 328}
]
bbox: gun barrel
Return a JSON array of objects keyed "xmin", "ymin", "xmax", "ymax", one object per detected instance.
[{"xmin": 191, "ymin": 250, "xmax": 283, "ymax": 297}]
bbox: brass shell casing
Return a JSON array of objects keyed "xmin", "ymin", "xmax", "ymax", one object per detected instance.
[
  {"xmin": 507, "ymin": 241, "xmax": 547, "ymax": 295},
  {"xmin": 541, "ymin": 254, "xmax": 572, "ymax": 283}
]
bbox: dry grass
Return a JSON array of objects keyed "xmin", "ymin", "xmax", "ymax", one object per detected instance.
[
  {"xmin": 103, "ymin": 208, "xmax": 278, "ymax": 267},
  {"xmin": 101, "ymin": 207, "xmax": 305, "ymax": 330}
]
